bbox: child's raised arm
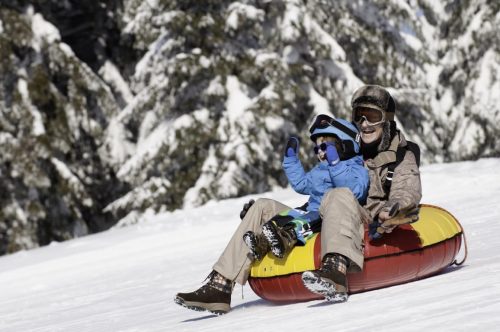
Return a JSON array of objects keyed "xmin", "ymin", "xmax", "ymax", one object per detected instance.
[{"xmin": 282, "ymin": 137, "xmax": 314, "ymax": 195}]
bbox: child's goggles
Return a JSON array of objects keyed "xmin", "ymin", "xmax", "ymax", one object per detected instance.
[
  {"xmin": 313, "ymin": 140, "xmax": 340, "ymax": 154},
  {"xmin": 353, "ymin": 107, "xmax": 385, "ymax": 126},
  {"xmin": 313, "ymin": 142, "xmax": 328, "ymax": 154}
]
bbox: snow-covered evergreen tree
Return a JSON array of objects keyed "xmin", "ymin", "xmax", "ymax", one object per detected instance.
[
  {"xmin": 0, "ymin": 6, "xmax": 127, "ymax": 253},
  {"xmin": 0, "ymin": 0, "xmax": 499, "ymax": 253}
]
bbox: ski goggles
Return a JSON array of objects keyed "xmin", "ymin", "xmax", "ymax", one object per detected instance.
[
  {"xmin": 353, "ymin": 107, "xmax": 385, "ymax": 126},
  {"xmin": 308, "ymin": 114, "xmax": 334, "ymax": 134}
]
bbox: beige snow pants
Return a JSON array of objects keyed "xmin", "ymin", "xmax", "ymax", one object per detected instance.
[
  {"xmin": 319, "ymin": 188, "xmax": 365, "ymax": 272},
  {"xmin": 213, "ymin": 198, "xmax": 290, "ymax": 285},
  {"xmin": 213, "ymin": 188, "xmax": 364, "ymax": 285}
]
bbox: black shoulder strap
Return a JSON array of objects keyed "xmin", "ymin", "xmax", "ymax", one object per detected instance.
[
  {"xmin": 384, "ymin": 141, "xmax": 420, "ymax": 193},
  {"xmin": 406, "ymin": 141, "xmax": 421, "ymax": 167}
]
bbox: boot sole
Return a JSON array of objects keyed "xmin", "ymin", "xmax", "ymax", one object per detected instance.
[
  {"xmin": 261, "ymin": 223, "xmax": 284, "ymax": 258},
  {"xmin": 243, "ymin": 232, "xmax": 261, "ymax": 260},
  {"xmin": 302, "ymin": 271, "xmax": 348, "ymax": 303},
  {"xmin": 174, "ymin": 295, "xmax": 230, "ymax": 315}
]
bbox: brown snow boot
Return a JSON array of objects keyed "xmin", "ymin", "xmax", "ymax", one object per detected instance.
[
  {"xmin": 174, "ymin": 271, "xmax": 233, "ymax": 315},
  {"xmin": 302, "ymin": 254, "xmax": 349, "ymax": 302},
  {"xmin": 262, "ymin": 221, "xmax": 298, "ymax": 258},
  {"xmin": 243, "ymin": 231, "xmax": 270, "ymax": 261}
]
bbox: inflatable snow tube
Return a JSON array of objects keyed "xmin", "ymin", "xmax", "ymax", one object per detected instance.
[{"xmin": 248, "ymin": 204, "xmax": 464, "ymax": 303}]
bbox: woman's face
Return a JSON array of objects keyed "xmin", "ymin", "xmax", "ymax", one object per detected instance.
[
  {"xmin": 358, "ymin": 120, "xmax": 384, "ymax": 144},
  {"xmin": 353, "ymin": 107, "xmax": 385, "ymax": 144}
]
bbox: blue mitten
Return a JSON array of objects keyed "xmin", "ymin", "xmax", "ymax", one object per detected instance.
[
  {"xmin": 324, "ymin": 142, "xmax": 340, "ymax": 166},
  {"xmin": 285, "ymin": 137, "xmax": 300, "ymax": 158}
]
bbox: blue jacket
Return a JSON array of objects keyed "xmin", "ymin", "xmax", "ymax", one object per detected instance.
[{"xmin": 282, "ymin": 155, "xmax": 369, "ymax": 212}]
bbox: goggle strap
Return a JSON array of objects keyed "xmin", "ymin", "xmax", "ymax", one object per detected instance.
[{"xmin": 329, "ymin": 120, "xmax": 358, "ymax": 141}]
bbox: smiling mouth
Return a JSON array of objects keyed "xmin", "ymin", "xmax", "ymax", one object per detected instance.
[{"xmin": 361, "ymin": 128, "xmax": 376, "ymax": 134}]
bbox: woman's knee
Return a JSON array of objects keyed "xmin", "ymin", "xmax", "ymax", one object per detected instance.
[
  {"xmin": 249, "ymin": 198, "xmax": 287, "ymax": 224},
  {"xmin": 321, "ymin": 188, "xmax": 356, "ymax": 206},
  {"xmin": 243, "ymin": 198, "xmax": 276, "ymax": 220},
  {"xmin": 253, "ymin": 198, "xmax": 272, "ymax": 209}
]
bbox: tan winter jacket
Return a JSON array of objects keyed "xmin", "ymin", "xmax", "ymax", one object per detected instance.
[{"xmin": 361, "ymin": 131, "xmax": 422, "ymax": 222}]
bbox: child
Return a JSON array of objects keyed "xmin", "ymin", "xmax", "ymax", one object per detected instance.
[{"xmin": 243, "ymin": 115, "xmax": 369, "ymax": 260}]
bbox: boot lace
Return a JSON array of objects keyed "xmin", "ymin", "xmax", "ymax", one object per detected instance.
[{"xmin": 203, "ymin": 271, "xmax": 234, "ymax": 294}]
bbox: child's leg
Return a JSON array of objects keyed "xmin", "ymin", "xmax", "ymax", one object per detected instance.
[
  {"xmin": 261, "ymin": 209, "xmax": 322, "ymax": 258},
  {"xmin": 262, "ymin": 221, "xmax": 298, "ymax": 258},
  {"xmin": 242, "ymin": 231, "xmax": 269, "ymax": 261}
]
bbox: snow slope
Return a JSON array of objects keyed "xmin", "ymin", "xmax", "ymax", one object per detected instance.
[{"xmin": 0, "ymin": 158, "xmax": 499, "ymax": 332}]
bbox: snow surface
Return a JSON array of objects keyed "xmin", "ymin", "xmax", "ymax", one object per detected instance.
[{"xmin": 1, "ymin": 158, "xmax": 500, "ymax": 331}]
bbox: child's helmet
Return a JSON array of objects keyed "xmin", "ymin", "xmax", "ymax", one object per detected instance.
[{"xmin": 309, "ymin": 114, "xmax": 360, "ymax": 160}]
